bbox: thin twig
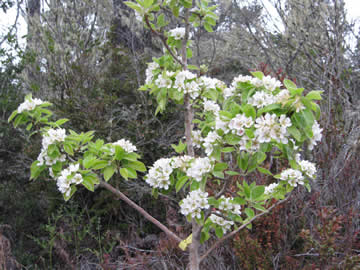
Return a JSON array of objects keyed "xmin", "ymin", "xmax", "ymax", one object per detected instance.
[{"xmin": 199, "ymin": 194, "xmax": 292, "ymax": 263}]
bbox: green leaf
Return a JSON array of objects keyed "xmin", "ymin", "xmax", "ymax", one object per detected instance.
[
  {"xmin": 114, "ymin": 146, "xmax": 125, "ymax": 161},
  {"xmin": 242, "ymin": 104, "xmax": 256, "ymax": 119},
  {"xmin": 175, "ymin": 176, "xmax": 188, "ymax": 192},
  {"xmin": 55, "ymin": 118, "xmax": 69, "ymax": 126},
  {"xmin": 63, "ymin": 143, "xmax": 74, "ymax": 156},
  {"xmin": 125, "ymin": 1, "xmax": 143, "ymax": 14},
  {"xmin": 257, "ymin": 104, "xmax": 281, "ymax": 115},
  {"xmin": 245, "ymin": 208, "xmax": 255, "ymax": 219},
  {"xmin": 91, "ymin": 160, "xmax": 109, "ymax": 170},
  {"xmin": 82, "ymin": 176, "xmax": 95, "ymax": 192},
  {"xmin": 126, "ymin": 167, "xmax": 137, "ymax": 179},
  {"xmin": 143, "ymin": 0, "xmax": 153, "ymax": 8},
  {"xmin": 238, "ymin": 152, "xmax": 249, "ymax": 171},
  {"xmin": 104, "ymin": 166, "xmax": 115, "ymax": 181},
  {"xmin": 83, "ymin": 155, "xmax": 96, "ymax": 169},
  {"xmin": 288, "ymin": 125, "xmax": 302, "ymax": 142},
  {"xmin": 221, "ymin": 147, "xmax": 235, "ymax": 153},
  {"xmin": 30, "ymin": 161, "xmax": 45, "ymax": 180},
  {"xmin": 212, "ymin": 171, "xmax": 224, "ymax": 179},
  {"xmin": 233, "ymin": 197, "xmax": 246, "ymax": 205},
  {"xmin": 171, "ymin": 140, "xmax": 187, "ymax": 154},
  {"xmin": 225, "ymin": 170, "xmax": 240, "ymax": 176},
  {"xmin": 283, "ymin": 79, "xmax": 297, "ymax": 91},
  {"xmin": 224, "ymin": 133, "xmax": 241, "ymax": 145},
  {"xmin": 123, "ymin": 152, "xmax": 140, "ymax": 161},
  {"xmin": 305, "ymin": 90, "xmax": 323, "ymax": 100},
  {"xmin": 200, "ymin": 231, "xmax": 210, "ymax": 244},
  {"xmin": 26, "ymin": 123, "xmax": 33, "ymax": 131},
  {"xmin": 204, "ymin": 22, "xmax": 213, "ymax": 32},
  {"xmin": 257, "ymin": 167, "xmax": 273, "ymax": 176},
  {"xmin": 120, "ymin": 168, "xmax": 128, "ymax": 180},
  {"xmin": 243, "ymin": 182, "xmax": 250, "ymax": 198},
  {"xmin": 215, "ymin": 227, "xmax": 223, "ymax": 238},
  {"xmin": 250, "ymin": 186, "xmax": 265, "ymax": 200},
  {"xmin": 186, "ymin": 48, "xmax": 193, "ymax": 58},
  {"xmin": 127, "ymin": 161, "xmax": 147, "ymax": 172},
  {"xmin": 251, "ymin": 71, "xmax": 264, "ymax": 80},
  {"xmin": 157, "ymin": 13, "xmax": 167, "ymax": 27},
  {"xmin": 188, "ymin": 65, "xmax": 199, "ymax": 70},
  {"xmin": 256, "ymin": 152, "xmax": 267, "ymax": 165},
  {"xmin": 8, "ymin": 110, "xmax": 18, "ymax": 123},
  {"xmin": 64, "ymin": 186, "xmax": 77, "ymax": 201},
  {"xmin": 214, "ymin": 162, "xmax": 228, "ymax": 171}
]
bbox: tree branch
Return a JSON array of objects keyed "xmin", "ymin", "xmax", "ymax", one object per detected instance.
[{"xmin": 99, "ymin": 180, "xmax": 183, "ymax": 244}]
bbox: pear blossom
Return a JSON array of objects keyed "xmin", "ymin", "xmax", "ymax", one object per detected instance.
[
  {"xmin": 169, "ymin": 27, "xmax": 186, "ymax": 40},
  {"xmin": 280, "ymin": 168, "xmax": 304, "ymax": 187},
  {"xmin": 264, "ymin": 183, "xmax": 279, "ymax": 195},
  {"xmin": 17, "ymin": 97, "xmax": 44, "ymax": 113},
  {"xmin": 186, "ymin": 157, "xmax": 213, "ymax": 182},
  {"xmin": 112, "ymin": 139, "xmax": 137, "ymax": 153},
  {"xmin": 145, "ymin": 62, "xmax": 159, "ymax": 84},
  {"xmin": 299, "ymin": 160, "xmax": 317, "ymax": 179},
  {"xmin": 180, "ymin": 189, "xmax": 209, "ymax": 219},
  {"xmin": 209, "ymin": 214, "xmax": 234, "ymax": 233},
  {"xmin": 308, "ymin": 121, "xmax": 323, "ymax": 150},
  {"xmin": 145, "ymin": 158, "xmax": 174, "ymax": 190}
]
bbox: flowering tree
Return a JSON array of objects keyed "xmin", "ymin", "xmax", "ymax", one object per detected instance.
[{"xmin": 8, "ymin": 0, "xmax": 323, "ymax": 269}]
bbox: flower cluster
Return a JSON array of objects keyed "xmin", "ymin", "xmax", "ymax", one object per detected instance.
[
  {"xmin": 56, "ymin": 163, "xmax": 83, "ymax": 196},
  {"xmin": 308, "ymin": 120, "xmax": 323, "ymax": 150},
  {"xmin": 264, "ymin": 183, "xmax": 279, "ymax": 195},
  {"xmin": 299, "ymin": 160, "xmax": 317, "ymax": 179},
  {"xmin": 229, "ymin": 74, "xmax": 282, "ymax": 95},
  {"xmin": 168, "ymin": 27, "xmax": 185, "ymax": 40},
  {"xmin": 112, "ymin": 139, "xmax": 137, "ymax": 153},
  {"xmin": 280, "ymin": 168, "xmax": 304, "ymax": 187},
  {"xmin": 155, "ymin": 71, "xmax": 175, "ymax": 89},
  {"xmin": 186, "ymin": 157, "xmax": 213, "ymax": 182},
  {"xmin": 228, "ymin": 114, "xmax": 254, "ymax": 136},
  {"xmin": 145, "ymin": 62, "xmax": 160, "ymax": 84},
  {"xmin": 248, "ymin": 91, "xmax": 276, "ymax": 108},
  {"xmin": 203, "ymin": 131, "xmax": 221, "ymax": 156},
  {"xmin": 254, "ymin": 113, "xmax": 292, "ymax": 144},
  {"xmin": 37, "ymin": 128, "xmax": 67, "ymax": 166},
  {"xmin": 218, "ymin": 196, "xmax": 241, "ymax": 215},
  {"xmin": 209, "ymin": 214, "xmax": 234, "ymax": 233},
  {"xmin": 17, "ymin": 97, "xmax": 44, "ymax": 113},
  {"xmin": 145, "ymin": 156, "xmax": 193, "ymax": 189},
  {"xmin": 180, "ymin": 189, "xmax": 209, "ymax": 219},
  {"xmin": 145, "ymin": 158, "xmax": 174, "ymax": 190}
]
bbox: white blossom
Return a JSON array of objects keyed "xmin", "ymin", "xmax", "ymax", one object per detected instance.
[
  {"xmin": 218, "ymin": 196, "xmax": 242, "ymax": 215},
  {"xmin": 203, "ymin": 131, "xmax": 220, "ymax": 156},
  {"xmin": 180, "ymin": 189, "xmax": 209, "ymax": 219},
  {"xmin": 254, "ymin": 113, "xmax": 291, "ymax": 144},
  {"xmin": 145, "ymin": 62, "xmax": 159, "ymax": 84},
  {"xmin": 203, "ymin": 99, "xmax": 220, "ymax": 115},
  {"xmin": 262, "ymin": 76, "xmax": 282, "ymax": 92},
  {"xmin": 280, "ymin": 168, "xmax": 304, "ymax": 187},
  {"xmin": 299, "ymin": 160, "xmax": 317, "ymax": 179},
  {"xmin": 145, "ymin": 158, "xmax": 174, "ymax": 190},
  {"xmin": 248, "ymin": 91, "xmax": 276, "ymax": 108},
  {"xmin": 112, "ymin": 139, "xmax": 137, "ymax": 153},
  {"xmin": 186, "ymin": 157, "xmax": 213, "ymax": 182},
  {"xmin": 308, "ymin": 121, "xmax": 323, "ymax": 150},
  {"xmin": 264, "ymin": 183, "xmax": 279, "ymax": 195},
  {"xmin": 17, "ymin": 97, "xmax": 44, "ymax": 113},
  {"xmin": 229, "ymin": 114, "xmax": 254, "ymax": 136},
  {"xmin": 209, "ymin": 214, "xmax": 234, "ymax": 233},
  {"xmin": 169, "ymin": 27, "xmax": 186, "ymax": 40}
]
